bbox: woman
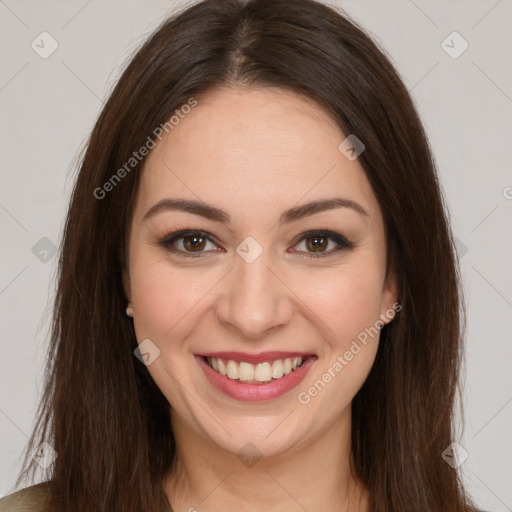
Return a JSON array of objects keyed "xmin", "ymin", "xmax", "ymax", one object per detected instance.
[{"xmin": 0, "ymin": 0, "xmax": 480, "ymax": 510}]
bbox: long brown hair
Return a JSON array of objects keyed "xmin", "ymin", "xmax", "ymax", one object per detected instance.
[{"xmin": 16, "ymin": 0, "xmax": 476, "ymax": 510}]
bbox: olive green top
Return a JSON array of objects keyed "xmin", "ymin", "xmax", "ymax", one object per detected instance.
[
  {"xmin": 0, "ymin": 483, "xmax": 49, "ymax": 512},
  {"xmin": 1, "ymin": 483, "xmax": 486, "ymax": 512},
  {"xmin": 0, "ymin": 482, "xmax": 173, "ymax": 512}
]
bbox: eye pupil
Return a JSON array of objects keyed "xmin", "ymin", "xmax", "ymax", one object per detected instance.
[
  {"xmin": 306, "ymin": 236, "xmax": 327, "ymax": 252},
  {"xmin": 184, "ymin": 235, "xmax": 206, "ymax": 251}
]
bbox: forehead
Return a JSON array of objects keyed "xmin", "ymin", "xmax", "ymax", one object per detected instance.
[{"xmin": 135, "ymin": 86, "xmax": 380, "ymax": 223}]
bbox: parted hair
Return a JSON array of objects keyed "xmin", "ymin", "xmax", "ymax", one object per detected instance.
[{"xmin": 15, "ymin": 1, "xmax": 475, "ymax": 511}]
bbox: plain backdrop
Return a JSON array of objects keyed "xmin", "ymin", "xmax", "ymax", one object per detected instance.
[{"xmin": 0, "ymin": 0, "xmax": 511, "ymax": 510}]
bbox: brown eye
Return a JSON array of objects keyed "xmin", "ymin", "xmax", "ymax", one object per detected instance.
[
  {"xmin": 182, "ymin": 234, "xmax": 207, "ymax": 252},
  {"xmin": 158, "ymin": 230, "xmax": 221, "ymax": 257},
  {"xmin": 158, "ymin": 229, "xmax": 353, "ymax": 259},
  {"xmin": 292, "ymin": 230, "xmax": 354, "ymax": 259},
  {"xmin": 305, "ymin": 235, "xmax": 329, "ymax": 252}
]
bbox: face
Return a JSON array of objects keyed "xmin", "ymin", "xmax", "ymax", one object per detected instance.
[{"xmin": 123, "ymin": 86, "xmax": 398, "ymax": 458}]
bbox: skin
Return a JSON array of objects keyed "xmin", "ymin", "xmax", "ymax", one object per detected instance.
[{"xmin": 123, "ymin": 86, "xmax": 398, "ymax": 512}]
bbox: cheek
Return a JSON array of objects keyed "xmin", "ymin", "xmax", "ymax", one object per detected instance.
[
  {"xmin": 292, "ymin": 266, "xmax": 384, "ymax": 414},
  {"xmin": 129, "ymin": 259, "xmax": 212, "ymax": 401},
  {"xmin": 128, "ymin": 247, "xmax": 204, "ymax": 341},
  {"xmin": 295, "ymin": 263, "xmax": 385, "ymax": 349}
]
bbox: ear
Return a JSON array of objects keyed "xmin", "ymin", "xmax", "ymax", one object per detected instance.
[{"xmin": 380, "ymin": 267, "xmax": 399, "ymax": 325}]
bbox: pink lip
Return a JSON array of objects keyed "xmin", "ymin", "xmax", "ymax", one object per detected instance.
[{"xmin": 195, "ymin": 354, "xmax": 316, "ymax": 402}]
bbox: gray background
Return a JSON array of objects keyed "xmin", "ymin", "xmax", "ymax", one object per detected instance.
[{"xmin": 0, "ymin": 0, "xmax": 511, "ymax": 509}]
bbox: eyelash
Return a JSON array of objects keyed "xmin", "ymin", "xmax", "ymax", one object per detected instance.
[{"xmin": 156, "ymin": 225, "xmax": 355, "ymax": 259}]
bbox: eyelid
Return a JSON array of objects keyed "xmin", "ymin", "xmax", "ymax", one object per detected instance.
[
  {"xmin": 157, "ymin": 228, "xmax": 223, "ymax": 258},
  {"xmin": 288, "ymin": 229, "xmax": 354, "ymax": 258},
  {"xmin": 157, "ymin": 227, "xmax": 354, "ymax": 258}
]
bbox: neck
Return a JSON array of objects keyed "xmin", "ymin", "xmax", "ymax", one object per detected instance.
[{"xmin": 162, "ymin": 407, "xmax": 369, "ymax": 512}]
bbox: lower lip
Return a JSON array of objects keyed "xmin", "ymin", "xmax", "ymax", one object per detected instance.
[{"xmin": 195, "ymin": 355, "xmax": 316, "ymax": 402}]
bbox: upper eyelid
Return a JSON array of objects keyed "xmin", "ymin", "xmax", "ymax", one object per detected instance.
[
  {"xmin": 164, "ymin": 229, "xmax": 221, "ymax": 246},
  {"xmin": 159, "ymin": 229, "xmax": 352, "ymax": 254},
  {"xmin": 160, "ymin": 229, "xmax": 345, "ymax": 244}
]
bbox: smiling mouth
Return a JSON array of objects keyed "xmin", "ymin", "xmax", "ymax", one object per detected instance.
[{"xmin": 204, "ymin": 355, "xmax": 307, "ymax": 384}]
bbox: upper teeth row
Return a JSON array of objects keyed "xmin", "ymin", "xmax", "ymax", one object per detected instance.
[{"xmin": 207, "ymin": 357, "xmax": 303, "ymax": 383}]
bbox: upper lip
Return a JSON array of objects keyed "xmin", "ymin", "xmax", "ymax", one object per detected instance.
[{"xmin": 197, "ymin": 351, "xmax": 315, "ymax": 364}]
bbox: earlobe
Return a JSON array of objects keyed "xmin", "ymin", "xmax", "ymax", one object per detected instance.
[{"xmin": 123, "ymin": 270, "xmax": 134, "ymax": 318}]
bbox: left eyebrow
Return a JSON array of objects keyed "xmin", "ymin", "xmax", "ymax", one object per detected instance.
[
  {"xmin": 142, "ymin": 197, "xmax": 369, "ymax": 224},
  {"xmin": 278, "ymin": 197, "xmax": 369, "ymax": 224}
]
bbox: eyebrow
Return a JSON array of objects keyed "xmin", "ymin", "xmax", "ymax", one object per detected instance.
[{"xmin": 142, "ymin": 197, "xmax": 369, "ymax": 224}]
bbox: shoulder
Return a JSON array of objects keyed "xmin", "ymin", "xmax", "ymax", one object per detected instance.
[
  {"xmin": 0, "ymin": 484, "xmax": 489, "ymax": 512},
  {"xmin": 0, "ymin": 482, "xmax": 50, "ymax": 512}
]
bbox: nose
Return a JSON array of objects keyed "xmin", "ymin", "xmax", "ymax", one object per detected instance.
[{"xmin": 215, "ymin": 251, "xmax": 294, "ymax": 340}]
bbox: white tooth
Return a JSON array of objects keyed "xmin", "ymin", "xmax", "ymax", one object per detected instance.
[
  {"xmin": 226, "ymin": 360, "xmax": 239, "ymax": 380},
  {"xmin": 254, "ymin": 362, "xmax": 272, "ymax": 382},
  {"xmin": 238, "ymin": 362, "xmax": 255, "ymax": 382},
  {"xmin": 271, "ymin": 359, "xmax": 284, "ymax": 379},
  {"xmin": 210, "ymin": 356, "xmax": 301, "ymax": 381},
  {"xmin": 217, "ymin": 359, "xmax": 227, "ymax": 376}
]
